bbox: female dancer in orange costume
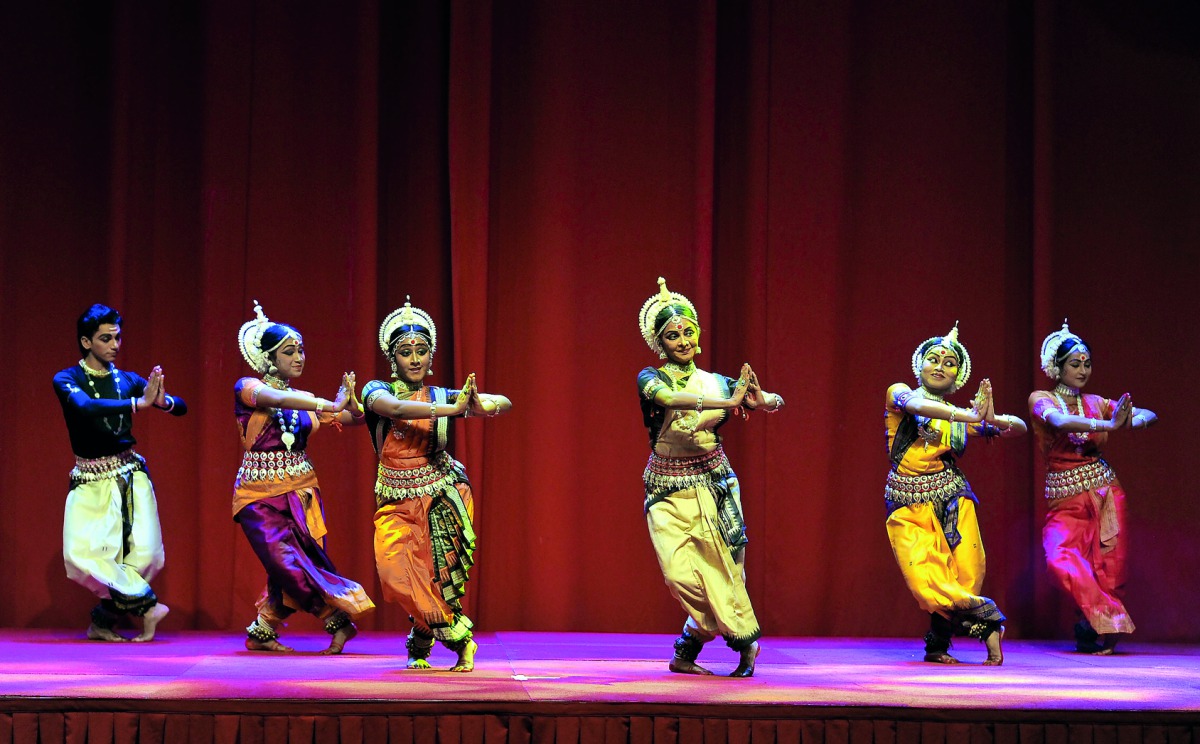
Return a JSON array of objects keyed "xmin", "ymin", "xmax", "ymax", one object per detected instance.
[{"xmin": 363, "ymin": 298, "xmax": 510, "ymax": 672}]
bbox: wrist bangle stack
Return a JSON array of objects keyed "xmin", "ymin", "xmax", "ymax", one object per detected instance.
[
  {"xmin": 695, "ymin": 395, "xmax": 704, "ymax": 412},
  {"xmin": 429, "ymin": 401, "xmax": 438, "ymax": 420},
  {"xmin": 948, "ymin": 407, "xmax": 956, "ymax": 422}
]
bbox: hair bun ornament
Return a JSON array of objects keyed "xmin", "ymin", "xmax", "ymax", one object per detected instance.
[
  {"xmin": 238, "ymin": 300, "xmax": 272, "ymax": 374},
  {"xmin": 1040, "ymin": 318, "xmax": 1082, "ymax": 379},
  {"xmin": 638, "ymin": 277, "xmax": 700, "ymax": 358},
  {"xmin": 378, "ymin": 296, "xmax": 438, "ymax": 357},
  {"xmin": 911, "ymin": 320, "xmax": 972, "ymax": 392}
]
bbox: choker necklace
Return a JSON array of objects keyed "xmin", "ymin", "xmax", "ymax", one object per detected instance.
[
  {"xmin": 397, "ymin": 379, "xmax": 422, "ymax": 392},
  {"xmin": 1053, "ymin": 383, "xmax": 1080, "ymax": 398},
  {"xmin": 79, "ymin": 359, "xmax": 113, "ymax": 378},
  {"xmin": 915, "ymin": 386, "xmax": 946, "ymax": 403},
  {"xmin": 263, "ymin": 374, "xmax": 290, "ymax": 390},
  {"xmin": 663, "ymin": 361, "xmax": 695, "ymax": 389}
]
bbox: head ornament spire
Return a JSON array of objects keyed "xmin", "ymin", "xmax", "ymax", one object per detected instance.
[
  {"xmin": 238, "ymin": 300, "xmax": 302, "ymax": 374},
  {"xmin": 638, "ymin": 277, "xmax": 701, "ymax": 358},
  {"xmin": 379, "ymin": 296, "xmax": 438, "ymax": 376},
  {"xmin": 911, "ymin": 321, "xmax": 972, "ymax": 391},
  {"xmin": 1040, "ymin": 318, "xmax": 1086, "ymax": 379}
]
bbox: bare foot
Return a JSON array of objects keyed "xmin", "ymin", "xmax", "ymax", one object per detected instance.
[
  {"xmin": 132, "ymin": 603, "xmax": 169, "ymax": 642},
  {"xmin": 320, "ymin": 622, "xmax": 357, "ymax": 655},
  {"xmin": 245, "ymin": 637, "xmax": 294, "ymax": 652},
  {"xmin": 983, "ymin": 629, "xmax": 1004, "ymax": 666},
  {"xmin": 669, "ymin": 656, "xmax": 715, "ymax": 675},
  {"xmin": 730, "ymin": 641, "xmax": 760, "ymax": 678},
  {"xmin": 87, "ymin": 623, "xmax": 128, "ymax": 642},
  {"xmin": 923, "ymin": 652, "xmax": 960, "ymax": 664},
  {"xmin": 448, "ymin": 639, "xmax": 477, "ymax": 672},
  {"xmin": 407, "ymin": 656, "xmax": 432, "ymax": 669}
]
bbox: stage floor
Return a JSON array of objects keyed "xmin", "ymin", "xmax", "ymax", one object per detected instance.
[{"xmin": 1, "ymin": 629, "xmax": 1199, "ymax": 713}]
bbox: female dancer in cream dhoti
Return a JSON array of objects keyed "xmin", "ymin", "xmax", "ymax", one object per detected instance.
[{"xmin": 637, "ymin": 278, "xmax": 784, "ymax": 678}]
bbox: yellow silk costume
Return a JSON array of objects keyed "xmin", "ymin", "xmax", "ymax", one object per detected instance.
[{"xmin": 883, "ymin": 383, "xmax": 1005, "ymax": 637}]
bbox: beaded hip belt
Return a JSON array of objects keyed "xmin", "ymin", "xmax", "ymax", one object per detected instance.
[
  {"xmin": 643, "ymin": 447, "xmax": 733, "ymax": 494},
  {"xmin": 884, "ymin": 467, "xmax": 967, "ymax": 506},
  {"xmin": 375, "ymin": 450, "xmax": 463, "ymax": 505},
  {"xmin": 1044, "ymin": 459, "xmax": 1116, "ymax": 500},
  {"xmin": 70, "ymin": 449, "xmax": 146, "ymax": 484},
  {"xmin": 237, "ymin": 449, "xmax": 314, "ymax": 483}
]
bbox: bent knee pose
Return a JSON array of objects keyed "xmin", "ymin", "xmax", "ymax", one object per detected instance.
[
  {"xmin": 637, "ymin": 278, "xmax": 784, "ymax": 679},
  {"xmin": 364, "ymin": 298, "xmax": 510, "ymax": 672},
  {"xmin": 54, "ymin": 304, "xmax": 187, "ymax": 642},
  {"xmin": 234, "ymin": 302, "xmax": 374, "ymax": 654},
  {"xmin": 1031, "ymin": 321, "xmax": 1156, "ymax": 655},
  {"xmin": 884, "ymin": 323, "xmax": 1026, "ymax": 665}
]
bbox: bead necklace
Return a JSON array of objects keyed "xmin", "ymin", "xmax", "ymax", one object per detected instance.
[
  {"xmin": 80, "ymin": 359, "xmax": 125, "ymax": 434},
  {"xmin": 1052, "ymin": 384, "xmax": 1089, "ymax": 447},
  {"xmin": 261, "ymin": 375, "xmax": 300, "ymax": 451}
]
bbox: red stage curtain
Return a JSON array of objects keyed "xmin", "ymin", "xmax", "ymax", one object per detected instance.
[{"xmin": 0, "ymin": 1, "xmax": 1197, "ymax": 641}]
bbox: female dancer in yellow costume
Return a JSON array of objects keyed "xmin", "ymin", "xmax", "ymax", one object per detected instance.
[
  {"xmin": 884, "ymin": 324, "xmax": 1025, "ymax": 665},
  {"xmin": 362, "ymin": 298, "xmax": 510, "ymax": 672},
  {"xmin": 638, "ymin": 278, "xmax": 784, "ymax": 678}
]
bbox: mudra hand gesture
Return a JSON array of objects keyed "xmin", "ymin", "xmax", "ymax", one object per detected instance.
[
  {"xmin": 971, "ymin": 378, "xmax": 993, "ymax": 423},
  {"xmin": 1111, "ymin": 392, "xmax": 1133, "ymax": 429},
  {"xmin": 452, "ymin": 373, "xmax": 477, "ymax": 416}
]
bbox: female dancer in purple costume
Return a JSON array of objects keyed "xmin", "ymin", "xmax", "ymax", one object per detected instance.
[{"xmin": 233, "ymin": 302, "xmax": 375, "ymax": 653}]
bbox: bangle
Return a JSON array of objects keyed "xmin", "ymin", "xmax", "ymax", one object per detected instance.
[
  {"xmin": 131, "ymin": 398, "xmax": 138, "ymax": 414},
  {"xmin": 695, "ymin": 395, "xmax": 704, "ymax": 412},
  {"xmin": 948, "ymin": 407, "xmax": 956, "ymax": 422},
  {"xmin": 486, "ymin": 399, "xmax": 500, "ymax": 417},
  {"xmin": 1089, "ymin": 418, "xmax": 1097, "ymax": 432},
  {"xmin": 315, "ymin": 400, "xmax": 325, "ymax": 413},
  {"xmin": 430, "ymin": 401, "xmax": 438, "ymax": 420}
]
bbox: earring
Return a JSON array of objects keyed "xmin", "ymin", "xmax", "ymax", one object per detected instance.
[
  {"xmin": 389, "ymin": 360, "xmax": 398, "ymax": 379},
  {"xmin": 695, "ymin": 346, "xmax": 702, "ymax": 355},
  {"xmin": 268, "ymin": 363, "xmax": 278, "ymax": 375}
]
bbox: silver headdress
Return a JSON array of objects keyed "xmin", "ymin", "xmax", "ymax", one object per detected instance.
[
  {"xmin": 238, "ymin": 300, "xmax": 301, "ymax": 375},
  {"xmin": 1040, "ymin": 319, "xmax": 1087, "ymax": 379},
  {"xmin": 638, "ymin": 277, "xmax": 701, "ymax": 359},
  {"xmin": 379, "ymin": 297, "xmax": 438, "ymax": 376},
  {"xmin": 911, "ymin": 321, "xmax": 972, "ymax": 392}
]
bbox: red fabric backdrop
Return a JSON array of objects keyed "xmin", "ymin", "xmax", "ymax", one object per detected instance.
[{"xmin": 1, "ymin": 1, "xmax": 1197, "ymax": 641}]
